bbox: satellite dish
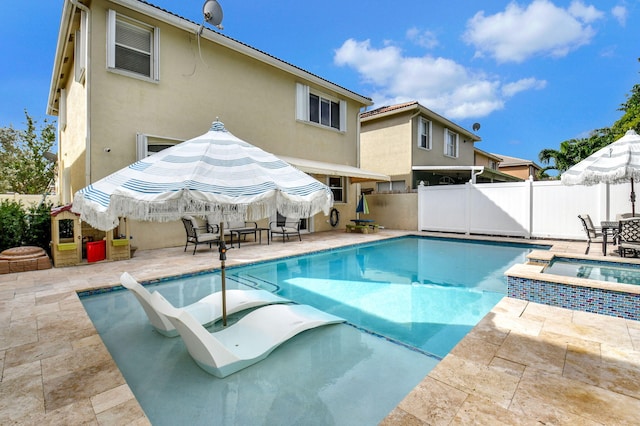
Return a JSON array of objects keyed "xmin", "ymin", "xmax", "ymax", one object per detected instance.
[
  {"xmin": 203, "ymin": 0, "xmax": 224, "ymax": 30},
  {"xmin": 472, "ymin": 122, "xmax": 481, "ymax": 132},
  {"xmin": 43, "ymin": 152, "xmax": 57, "ymax": 163}
]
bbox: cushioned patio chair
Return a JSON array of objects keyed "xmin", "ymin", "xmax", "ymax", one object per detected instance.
[
  {"xmin": 617, "ymin": 217, "xmax": 640, "ymax": 257},
  {"xmin": 269, "ymin": 214, "xmax": 301, "ymax": 243},
  {"xmin": 149, "ymin": 291, "xmax": 344, "ymax": 377},
  {"xmin": 577, "ymin": 214, "xmax": 604, "ymax": 255},
  {"xmin": 120, "ymin": 272, "xmax": 290, "ymax": 337},
  {"xmin": 181, "ymin": 216, "xmax": 220, "ymax": 255}
]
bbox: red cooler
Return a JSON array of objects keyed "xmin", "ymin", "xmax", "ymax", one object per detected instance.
[{"xmin": 86, "ymin": 240, "xmax": 106, "ymax": 263}]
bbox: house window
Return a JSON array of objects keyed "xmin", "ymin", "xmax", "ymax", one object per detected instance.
[
  {"xmin": 444, "ymin": 129, "xmax": 459, "ymax": 158},
  {"xmin": 489, "ymin": 160, "xmax": 497, "ymax": 170},
  {"xmin": 296, "ymin": 83, "xmax": 346, "ymax": 131},
  {"xmin": 107, "ymin": 10, "xmax": 160, "ymax": 81},
  {"xmin": 327, "ymin": 176, "xmax": 345, "ymax": 202},
  {"xmin": 377, "ymin": 180, "xmax": 406, "ymax": 193},
  {"xmin": 418, "ymin": 117, "xmax": 431, "ymax": 149},
  {"xmin": 136, "ymin": 134, "xmax": 182, "ymax": 160}
]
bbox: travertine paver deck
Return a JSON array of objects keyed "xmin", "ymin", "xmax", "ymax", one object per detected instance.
[{"xmin": 1, "ymin": 230, "xmax": 638, "ymax": 424}]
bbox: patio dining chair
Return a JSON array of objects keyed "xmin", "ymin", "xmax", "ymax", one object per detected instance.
[
  {"xmin": 181, "ymin": 216, "xmax": 220, "ymax": 255},
  {"xmin": 617, "ymin": 217, "xmax": 640, "ymax": 257},
  {"xmin": 577, "ymin": 214, "xmax": 604, "ymax": 255}
]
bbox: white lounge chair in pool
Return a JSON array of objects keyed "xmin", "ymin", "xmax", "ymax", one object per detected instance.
[
  {"xmin": 120, "ymin": 272, "xmax": 290, "ymax": 337},
  {"xmin": 149, "ymin": 291, "xmax": 345, "ymax": 378}
]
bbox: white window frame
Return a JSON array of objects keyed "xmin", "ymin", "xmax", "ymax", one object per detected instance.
[
  {"xmin": 107, "ymin": 10, "xmax": 160, "ymax": 81},
  {"xmin": 376, "ymin": 180, "xmax": 405, "ymax": 193},
  {"xmin": 296, "ymin": 83, "xmax": 346, "ymax": 132},
  {"xmin": 74, "ymin": 10, "xmax": 88, "ymax": 83},
  {"xmin": 327, "ymin": 176, "xmax": 346, "ymax": 202},
  {"xmin": 136, "ymin": 134, "xmax": 183, "ymax": 160},
  {"xmin": 417, "ymin": 117, "xmax": 432, "ymax": 150},
  {"xmin": 444, "ymin": 129, "xmax": 459, "ymax": 158}
]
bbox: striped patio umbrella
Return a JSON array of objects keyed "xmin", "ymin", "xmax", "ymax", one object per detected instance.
[
  {"xmin": 73, "ymin": 120, "xmax": 333, "ymax": 325},
  {"xmin": 72, "ymin": 120, "xmax": 333, "ymax": 230},
  {"xmin": 562, "ymin": 129, "xmax": 640, "ymax": 215}
]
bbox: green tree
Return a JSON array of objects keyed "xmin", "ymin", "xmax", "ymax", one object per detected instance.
[{"xmin": 0, "ymin": 110, "xmax": 56, "ymax": 194}]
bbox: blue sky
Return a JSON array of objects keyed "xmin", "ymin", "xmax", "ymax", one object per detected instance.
[{"xmin": 1, "ymin": 0, "xmax": 638, "ymax": 167}]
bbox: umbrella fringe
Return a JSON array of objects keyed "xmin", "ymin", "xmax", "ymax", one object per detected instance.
[{"xmin": 72, "ymin": 190, "xmax": 333, "ymax": 231}]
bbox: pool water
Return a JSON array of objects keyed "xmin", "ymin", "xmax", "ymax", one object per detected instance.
[
  {"xmin": 545, "ymin": 257, "xmax": 640, "ymax": 285},
  {"xmin": 81, "ymin": 236, "xmax": 541, "ymax": 425}
]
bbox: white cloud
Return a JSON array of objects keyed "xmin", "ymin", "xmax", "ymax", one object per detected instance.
[
  {"xmin": 611, "ymin": 5, "xmax": 627, "ymax": 26},
  {"xmin": 463, "ymin": 0, "xmax": 604, "ymax": 63},
  {"xmin": 406, "ymin": 27, "xmax": 439, "ymax": 49},
  {"xmin": 334, "ymin": 38, "xmax": 546, "ymax": 120}
]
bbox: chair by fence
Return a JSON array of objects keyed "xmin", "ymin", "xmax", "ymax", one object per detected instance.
[
  {"xmin": 577, "ymin": 214, "xmax": 603, "ymax": 255},
  {"xmin": 617, "ymin": 217, "xmax": 640, "ymax": 257}
]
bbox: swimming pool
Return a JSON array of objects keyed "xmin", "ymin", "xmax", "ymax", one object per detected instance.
[{"xmin": 81, "ymin": 236, "xmax": 542, "ymax": 425}]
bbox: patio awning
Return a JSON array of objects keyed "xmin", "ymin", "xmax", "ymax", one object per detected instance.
[{"xmin": 278, "ymin": 156, "xmax": 390, "ymax": 183}]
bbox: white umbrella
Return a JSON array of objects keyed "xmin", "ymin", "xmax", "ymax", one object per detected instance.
[
  {"xmin": 73, "ymin": 120, "xmax": 333, "ymax": 324},
  {"xmin": 562, "ymin": 129, "xmax": 640, "ymax": 215}
]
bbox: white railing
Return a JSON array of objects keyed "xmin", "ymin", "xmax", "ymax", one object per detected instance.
[{"xmin": 418, "ymin": 179, "xmax": 631, "ymax": 239}]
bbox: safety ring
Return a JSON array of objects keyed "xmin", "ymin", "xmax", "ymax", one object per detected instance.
[{"xmin": 330, "ymin": 208, "xmax": 340, "ymax": 227}]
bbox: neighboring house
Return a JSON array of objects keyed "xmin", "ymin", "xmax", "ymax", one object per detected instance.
[
  {"xmin": 47, "ymin": 0, "xmax": 387, "ymax": 250},
  {"xmin": 360, "ymin": 101, "xmax": 514, "ymax": 191},
  {"xmin": 494, "ymin": 154, "xmax": 543, "ymax": 181},
  {"xmin": 474, "ymin": 148, "xmax": 523, "ymax": 183}
]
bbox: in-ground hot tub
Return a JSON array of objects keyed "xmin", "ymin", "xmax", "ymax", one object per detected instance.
[{"xmin": 505, "ymin": 250, "xmax": 640, "ymax": 321}]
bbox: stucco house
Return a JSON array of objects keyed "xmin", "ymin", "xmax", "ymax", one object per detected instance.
[
  {"xmin": 359, "ymin": 101, "xmax": 516, "ymax": 192},
  {"xmin": 494, "ymin": 154, "xmax": 543, "ymax": 180},
  {"xmin": 47, "ymin": 0, "xmax": 387, "ymax": 250},
  {"xmin": 474, "ymin": 148, "xmax": 523, "ymax": 183}
]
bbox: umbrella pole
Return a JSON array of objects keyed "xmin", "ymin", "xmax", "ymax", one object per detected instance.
[
  {"xmin": 632, "ymin": 178, "xmax": 636, "ymax": 217},
  {"xmin": 218, "ymin": 221, "xmax": 227, "ymax": 326}
]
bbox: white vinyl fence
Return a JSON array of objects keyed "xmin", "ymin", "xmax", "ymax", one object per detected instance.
[{"xmin": 418, "ymin": 179, "xmax": 632, "ymax": 240}]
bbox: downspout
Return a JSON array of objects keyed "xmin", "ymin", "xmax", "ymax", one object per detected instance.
[
  {"xmin": 470, "ymin": 166, "xmax": 484, "ymax": 184},
  {"xmin": 69, "ymin": 0, "xmax": 92, "ymax": 187}
]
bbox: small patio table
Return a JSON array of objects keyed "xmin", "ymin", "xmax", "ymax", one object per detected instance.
[{"xmin": 600, "ymin": 221, "xmax": 619, "ymax": 255}]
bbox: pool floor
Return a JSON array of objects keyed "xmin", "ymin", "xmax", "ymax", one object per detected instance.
[{"xmin": 83, "ymin": 289, "xmax": 437, "ymax": 425}]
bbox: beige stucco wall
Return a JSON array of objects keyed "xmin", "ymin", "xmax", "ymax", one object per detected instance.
[
  {"xmin": 364, "ymin": 193, "xmax": 417, "ymax": 230},
  {"xmin": 499, "ymin": 166, "xmax": 533, "ymax": 180}
]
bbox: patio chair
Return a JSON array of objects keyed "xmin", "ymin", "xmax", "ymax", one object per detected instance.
[
  {"xmin": 181, "ymin": 216, "xmax": 220, "ymax": 255},
  {"xmin": 269, "ymin": 214, "xmax": 301, "ymax": 243},
  {"xmin": 149, "ymin": 291, "xmax": 344, "ymax": 377},
  {"xmin": 120, "ymin": 272, "xmax": 290, "ymax": 337},
  {"xmin": 617, "ymin": 217, "xmax": 640, "ymax": 257},
  {"xmin": 577, "ymin": 214, "xmax": 604, "ymax": 255}
]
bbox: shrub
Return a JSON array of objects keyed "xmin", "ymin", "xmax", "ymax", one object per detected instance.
[
  {"xmin": 0, "ymin": 199, "xmax": 27, "ymax": 252},
  {"xmin": 24, "ymin": 200, "xmax": 53, "ymax": 256},
  {"xmin": 0, "ymin": 199, "xmax": 52, "ymax": 254}
]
